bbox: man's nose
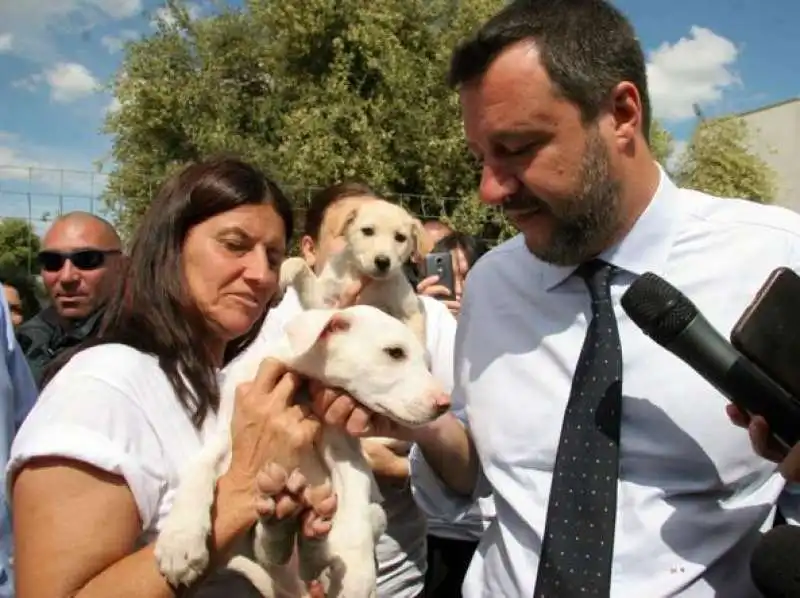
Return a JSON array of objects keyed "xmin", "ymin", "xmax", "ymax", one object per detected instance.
[
  {"xmin": 59, "ymin": 261, "xmax": 80, "ymax": 282},
  {"xmin": 479, "ymin": 162, "xmax": 520, "ymax": 206}
]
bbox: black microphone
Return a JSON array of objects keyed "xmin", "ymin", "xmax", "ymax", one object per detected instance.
[
  {"xmin": 620, "ymin": 272, "xmax": 800, "ymax": 451},
  {"xmin": 750, "ymin": 525, "xmax": 800, "ymax": 597}
]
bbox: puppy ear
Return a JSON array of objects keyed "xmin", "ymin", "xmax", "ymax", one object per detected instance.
[
  {"xmin": 336, "ymin": 207, "xmax": 359, "ymax": 237},
  {"xmin": 411, "ymin": 218, "xmax": 433, "ymax": 260},
  {"xmin": 283, "ymin": 309, "xmax": 351, "ymax": 360}
]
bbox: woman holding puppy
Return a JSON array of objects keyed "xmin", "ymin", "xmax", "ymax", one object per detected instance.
[{"xmin": 8, "ymin": 158, "xmax": 332, "ymax": 598}]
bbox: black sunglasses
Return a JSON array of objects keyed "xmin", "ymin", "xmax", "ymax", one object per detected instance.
[{"xmin": 37, "ymin": 249, "xmax": 121, "ymax": 273}]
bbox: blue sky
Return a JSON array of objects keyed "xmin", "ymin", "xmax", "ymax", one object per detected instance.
[{"xmin": 0, "ymin": 0, "xmax": 797, "ymax": 233}]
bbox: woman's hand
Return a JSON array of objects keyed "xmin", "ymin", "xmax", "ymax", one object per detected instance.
[
  {"xmin": 256, "ymin": 462, "xmax": 337, "ymax": 539},
  {"xmin": 221, "ymin": 359, "xmax": 321, "ymax": 512},
  {"xmin": 417, "ymin": 275, "xmax": 460, "ymax": 317}
]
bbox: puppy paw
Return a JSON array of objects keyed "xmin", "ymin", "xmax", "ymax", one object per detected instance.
[
  {"xmin": 279, "ymin": 257, "xmax": 309, "ymax": 291},
  {"xmin": 154, "ymin": 514, "xmax": 212, "ymax": 587}
]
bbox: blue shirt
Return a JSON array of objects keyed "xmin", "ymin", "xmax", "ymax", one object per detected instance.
[{"xmin": 0, "ymin": 293, "xmax": 38, "ymax": 596}]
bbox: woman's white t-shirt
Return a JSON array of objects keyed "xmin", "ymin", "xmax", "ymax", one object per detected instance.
[{"xmin": 8, "ymin": 344, "xmax": 219, "ymax": 545}]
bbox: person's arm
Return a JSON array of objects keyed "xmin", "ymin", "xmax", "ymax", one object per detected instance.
[
  {"xmin": 12, "ymin": 458, "xmax": 258, "ymax": 598},
  {"xmin": 409, "ymin": 412, "xmax": 479, "ymax": 496}
]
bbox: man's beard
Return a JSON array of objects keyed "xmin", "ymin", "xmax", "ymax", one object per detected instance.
[{"xmin": 504, "ymin": 127, "xmax": 623, "ymax": 266}]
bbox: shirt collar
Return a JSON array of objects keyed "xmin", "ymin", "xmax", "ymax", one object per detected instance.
[{"xmin": 539, "ymin": 165, "xmax": 681, "ymax": 291}]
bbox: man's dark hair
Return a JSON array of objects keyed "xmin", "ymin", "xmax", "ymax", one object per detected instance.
[
  {"xmin": 448, "ymin": 0, "xmax": 652, "ymax": 140},
  {"xmin": 303, "ymin": 181, "xmax": 377, "ymax": 240},
  {"xmin": 0, "ymin": 268, "xmax": 41, "ymax": 321},
  {"xmin": 432, "ymin": 232, "xmax": 490, "ymax": 270}
]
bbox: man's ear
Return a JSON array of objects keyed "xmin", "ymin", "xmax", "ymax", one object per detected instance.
[
  {"xmin": 411, "ymin": 218, "xmax": 433, "ymax": 261},
  {"xmin": 300, "ymin": 235, "xmax": 317, "ymax": 268},
  {"xmin": 283, "ymin": 309, "xmax": 351, "ymax": 360}
]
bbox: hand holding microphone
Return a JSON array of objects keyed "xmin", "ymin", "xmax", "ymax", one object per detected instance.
[{"xmin": 620, "ymin": 271, "xmax": 800, "ymax": 454}]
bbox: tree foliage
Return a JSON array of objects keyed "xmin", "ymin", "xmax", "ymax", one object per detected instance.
[
  {"xmin": 674, "ymin": 116, "xmax": 777, "ymax": 203},
  {"xmin": 0, "ymin": 218, "xmax": 40, "ymax": 275},
  {"xmin": 104, "ymin": 0, "xmax": 503, "ymax": 237},
  {"xmin": 649, "ymin": 120, "xmax": 674, "ymax": 168}
]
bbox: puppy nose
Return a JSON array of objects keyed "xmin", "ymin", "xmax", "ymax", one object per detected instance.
[
  {"xmin": 374, "ymin": 255, "xmax": 391, "ymax": 271},
  {"xmin": 433, "ymin": 391, "xmax": 451, "ymax": 415}
]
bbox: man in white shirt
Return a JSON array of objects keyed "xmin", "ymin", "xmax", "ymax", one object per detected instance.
[{"xmin": 313, "ymin": 1, "xmax": 800, "ymax": 596}]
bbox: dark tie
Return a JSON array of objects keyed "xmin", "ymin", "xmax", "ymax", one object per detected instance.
[{"xmin": 533, "ymin": 260, "xmax": 623, "ymax": 598}]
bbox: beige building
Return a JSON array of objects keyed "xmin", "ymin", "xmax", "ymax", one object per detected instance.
[{"xmin": 737, "ymin": 97, "xmax": 800, "ymax": 211}]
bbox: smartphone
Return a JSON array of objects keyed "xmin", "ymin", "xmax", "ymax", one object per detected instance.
[
  {"xmin": 423, "ymin": 252, "xmax": 456, "ymax": 299},
  {"xmin": 730, "ymin": 267, "xmax": 800, "ymax": 400}
]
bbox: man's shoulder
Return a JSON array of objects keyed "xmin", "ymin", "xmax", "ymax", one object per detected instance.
[
  {"xmin": 679, "ymin": 187, "xmax": 800, "ymax": 243},
  {"xmin": 16, "ymin": 309, "xmax": 56, "ymax": 352}
]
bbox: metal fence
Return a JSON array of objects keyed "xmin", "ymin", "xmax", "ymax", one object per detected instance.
[
  {"xmin": 0, "ymin": 166, "xmax": 113, "ymax": 235},
  {"xmin": 0, "ymin": 165, "xmax": 476, "ymax": 269}
]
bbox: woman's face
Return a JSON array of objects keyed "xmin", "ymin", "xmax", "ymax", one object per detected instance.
[
  {"xmin": 3, "ymin": 284, "xmax": 23, "ymax": 328},
  {"xmin": 182, "ymin": 203, "xmax": 287, "ymax": 348}
]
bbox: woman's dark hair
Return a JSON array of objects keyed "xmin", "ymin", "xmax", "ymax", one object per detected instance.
[
  {"xmin": 303, "ymin": 181, "xmax": 377, "ymax": 240},
  {"xmin": 432, "ymin": 232, "xmax": 489, "ymax": 270},
  {"xmin": 44, "ymin": 157, "xmax": 294, "ymax": 428},
  {"xmin": 0, "ymin": 268, "xmax": 40, "ymax": 321}
]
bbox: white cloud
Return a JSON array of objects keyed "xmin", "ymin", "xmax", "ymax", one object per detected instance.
[
  {"xmin": 106, "ymin": 96, "xmax": 122, "ymax": 114},
  {"xmin": 647, "ymin": 26, "xmax": 740, "ymax": 122},
  {"xmin": 0, "ymin": 33, "xmax": 12, "ymax": 53},
  {"xmin": 100, "ymin": 29, "xmax": 139, "ymax": 53},
  {"xmin": 0, "ymin": 0, "xmax": 143, "ymax": 63},
  {"xmin": 45, "ymin": 62, "xmax": 101, "ymax": 102}
]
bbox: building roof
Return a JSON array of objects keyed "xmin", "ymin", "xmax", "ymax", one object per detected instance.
[{"xmin": 735, "ymin": 97, "xmax": 800, "ymax": 119}]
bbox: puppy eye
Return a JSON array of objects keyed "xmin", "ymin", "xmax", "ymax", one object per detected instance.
[
  {"xmin": 361, "ymin": 227, "xmax": 374, "ymax": 236},
  {"xmin": 384, "ymin": 346, "xmax": 407, "ymax": 361},
  {"xmin": 395, "ymin": 233, "xmax": 407, "ymax": 243}
]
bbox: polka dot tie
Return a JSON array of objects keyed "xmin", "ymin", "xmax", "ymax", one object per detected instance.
[{"xmin": 533, "ymin": 260, "xmax": 622, "ymax": 598}]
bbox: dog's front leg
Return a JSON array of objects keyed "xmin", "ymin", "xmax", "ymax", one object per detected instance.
[
  {"xmin": 310, "ymin": 429, "xmax": 381, "ymax": 598},
  {"xmin": 154, "ymin": 432, "xmax": 230, "ymax": 587}
]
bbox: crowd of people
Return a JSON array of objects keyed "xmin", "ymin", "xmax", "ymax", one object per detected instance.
[{"xmin": 1, "ymin": 0, "xmax": 800, "ymax": 597}]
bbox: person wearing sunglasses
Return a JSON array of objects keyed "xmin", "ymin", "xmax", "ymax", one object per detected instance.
[{"xmin": 16, "ymin": 211, "xmax": 123, "ymax": 387}]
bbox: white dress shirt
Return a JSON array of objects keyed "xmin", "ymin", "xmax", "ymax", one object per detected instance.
[{"xmin": 410, "ymin": 169, "xmax": 800, "ymax": 597}]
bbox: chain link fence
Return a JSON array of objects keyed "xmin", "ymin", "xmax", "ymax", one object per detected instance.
[{"xmin": 0, "ymin": 165, "xmax": 476, "ymax": 251}]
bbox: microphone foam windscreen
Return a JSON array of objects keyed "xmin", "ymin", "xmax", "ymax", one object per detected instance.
[{"xmin": 620, "ymin": 272, "xmax": 698, "ymax": 344}]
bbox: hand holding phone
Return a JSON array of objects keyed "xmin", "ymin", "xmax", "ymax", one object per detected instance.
[{"xmin": 422, "ymin": 252, "xmax": 457, "ymax": 300}]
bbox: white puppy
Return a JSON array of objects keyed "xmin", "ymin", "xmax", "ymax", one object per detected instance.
[
  {"xmin": 280, "ymin": 199, "xmax": 428, "ymax": 343},
  {"xmin": 154, "ymin": 305, "xmax": 449, "ymax": 597}
]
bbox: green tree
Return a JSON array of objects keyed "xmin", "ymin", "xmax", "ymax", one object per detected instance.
[
  {"xmin": 0, "ymin": 218, "xmax": 41, "ymax": 274},
  {"xmin": 649, "ymin": 120, "xmax": 674, "ymax": 168},
  {"xmin": 104, "ymin": 0, "xmax": 502, "ymax": 236},
  {"xmin": 674, "ymin": 116, "xmax": 777, "ymax": 203}
]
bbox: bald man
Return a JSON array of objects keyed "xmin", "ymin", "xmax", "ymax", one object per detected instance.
[{"xmin": 17, "ymin": 211, "xmax": 123, "ymax": 387}]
